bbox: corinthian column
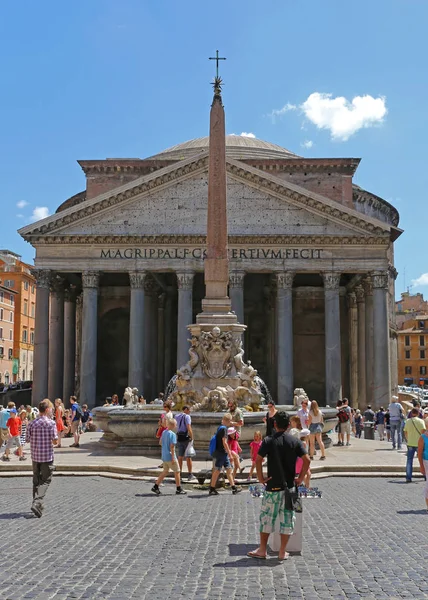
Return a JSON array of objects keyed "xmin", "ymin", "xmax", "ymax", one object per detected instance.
[
  {"xmin": 276, "ymin": 272, "xmax": 294, "ymax": 403},
  {"xmin": 363, "ymin": 275, "xmax": 374, "ymax": 407},
  {"xmin": 348, "ymin": 292, "xmax": 358, "ymax": 407},
  {"xmin": 31, "ymin": 269, "xmax": 51, "ymax": 405},
  {"xmin": 323, "ymin": 272, "xmax": 342, "ymax": 406},
  {"xmin": 144, "ymin": 276, "xmax": 158, "ymax": 400},
  {"xmin": 48, "ymin": 275, "xmax": 65, "ymax": 401},
  {"xmin": 372, "ymin": 270, "xmax": 390, "ymax": 409},
  {"xmin": 128, "ymin": 271, "xmax": 146, "ymax": 394},
  {"xmin": 176, "ymin": 272, "xmax": 194, "ymax": 369},
  {"xmin": 63, "ymin": 286, "xmax": 77, "ymax": 403},
  {"xmin": 355, "ymin": 285, "xmax": 366, "ymax": 407},
  {"xmin": 229, "ymin": 271, "xmax": 245, "ymax": 324},
  {"xmin": 80, "ymin": 271, "xmax": 99, "ymax": 405}
]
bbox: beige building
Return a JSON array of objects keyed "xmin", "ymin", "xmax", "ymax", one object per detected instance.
[{"xmin": 18, "ymin": 135, "xmax": 401, "ymax": 408}]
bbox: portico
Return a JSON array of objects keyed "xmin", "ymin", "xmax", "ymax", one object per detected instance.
[{"xmin": 20, "ymin": 135, "xmax": 401, "ymax": 409}]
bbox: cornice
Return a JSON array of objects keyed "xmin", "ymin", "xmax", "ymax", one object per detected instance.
[
  {"xmin": 26, "ymin": 234, "xmax": 391, "ymax": 246},
  {"xmin": 225, "ymin": 159, "xmax": 390, "ymax": 237},
  {"xmin": 352, "ymin": 186, "xmax": 399, "ymax": 227},
  {"xmin": 243, "ymin": 157, "xmax": 360, "ymax": 175}
]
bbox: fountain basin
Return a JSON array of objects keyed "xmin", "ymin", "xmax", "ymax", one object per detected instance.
[{"xmin": 93, "ymin": 406, "xmax": 338, "ymax": 457}]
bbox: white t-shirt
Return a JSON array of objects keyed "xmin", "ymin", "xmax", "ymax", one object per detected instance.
[
  {"xmin": 297, "ymin": 407, "xmax": 310, "ymax": 429},
  {"xmin": 309, "ymin": 410, "xmax": 323, "ymax": 424}
]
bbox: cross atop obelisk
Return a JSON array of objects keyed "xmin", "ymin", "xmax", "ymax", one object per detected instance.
[
  {"xmin": 209, "ymin": 50, "xmax": 226, "ymax": 78},
  {"xmin": 200, "ymin": 51, "xmax": 232, "ymax": 317}
]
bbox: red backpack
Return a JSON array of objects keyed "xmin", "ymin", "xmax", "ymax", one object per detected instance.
[{"xmin": 337, "ymin": 409, "xmax": 350, "ymax": 423}]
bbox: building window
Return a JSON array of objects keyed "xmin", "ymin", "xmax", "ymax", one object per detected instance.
[
  {"xmin": 10, "ymin": 295, "xmax": 14, "ymax": 305},
  {"xmin": 31, "ymin": 303, "xmax": 35, "ymax": 318},
  {"xmin": 22, "ymin": 329, "xmax": 27, "ymax": 343},
  {"xmin": 22, "ymin": 353, "xmax": 26, "ymax": 364},
  {"xmin": 9, "ymin": 330, "xmax": 12, "ymax": 341},
  {"xmin": 0, "ymin": 346, "xmax": 3, "ymax": 357},
  {"xmin": 9, "ymin": 312, "xmax": 13, "ymax": 323},
  {"xmin": 421, "ymin": 366, "xmax": 427, "ymax": 375},
  {"xmin": 419, "ymin": 320, "xmax": 426, "ymax": 329},
  {"xmin": 405, "ymin": 366, "xmax": 412, "ymax": 375},
  {"xmin": 0, "ymin": 309, "xmax": 2, "ymax": 320},
  {"xmin": 29, "ymin": 369, "xmax": 33, "ymax": 380},
  {"xmin": 23, "ymin": 300, "xmax": 28, "ymax": 316},
  {"xmin": 0, "ymin": 291, "xmax": 3, "ymax": 302},
  {"xmin": 4, "ymin": 372, "xmax": 9, "ymax": 384},
  {"xmin": 3, "ymin": 280, "xmax": 14, "ymax": 288},
  {"xmin": 8, "ymin": 349, "xmax": 12, "ymax": 359},
  {"xmin": 0, "ymin": 327, "xmax": 2, "ymax": 339},
  {"xmin": 22, "ymin": 369, "xmax": 26, "ymax": 380},
  {"xmin": 24, "ymin": 281, "xmax": 29, "ymax": 291},
  {"xmin": 405, "ymin": 350, "xmax": 411, "ymax": 359},
  {"xmin": 30, "ymin": 331, "xmax": 34, "ymax": 345},
  {"xmin": 420, "ymin": 350, "xmax": 426, "ymax": 359},
  {"xmin": 31, "ymin": 285, "xmax": 35, "ymax": 294},
  {"xmin": 405, "ymin": 335, "xmax": 410, "ymax": 346},
  {"xmin": 420, "ymin": 335, "xmax": 425, "ymax": 347}
]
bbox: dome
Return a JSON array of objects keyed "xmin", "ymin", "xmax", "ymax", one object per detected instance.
[{"xmin": 146, "ymin": 135, "xmax": 300, "ymax": 161}]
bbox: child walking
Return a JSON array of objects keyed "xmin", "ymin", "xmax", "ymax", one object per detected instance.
[
  {"xmin": 247, "ymin": 431, "xmax": 262, "ymax": 481},
  {"xmin": 227, "ymin": 427, "xmax": 242, "ymax": 483},
  {"xmin": 151, "ymin": 418, "xmax": 186, "ymax": 496},
  {"xmin": 2, "ymin": 409, "xmax": 26, "ymax": 461}
]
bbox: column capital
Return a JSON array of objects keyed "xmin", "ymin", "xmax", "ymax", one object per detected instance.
[
  {"xmin": 144, "ymin": 275, "xmax": 158, "ymax": 295},
  {"xmin": 229, "ymin": 271, "xmax": 246, "ymax": 288},
  {"xmin": 129, "ymin": 271, "xmax": 146, "ymax": 289},
  {"xmin": 176, "ymin": 271, "xmax": 194, "ymax": 291},
  {"xmin": 50, "ymin": 274, "xmax": 66, "ymax": 296},
  {"xmin": 355, "ymin": 285, "xmax": 365, "ymax": 303},
  {"xmin": 372, "ymin": 270, "xmax": 389, "ymax": 289},
  {"xmin": 64, "ymin": 285, "xmax": 78, "ymax": 303},
  {"xmin": 276, "ymin": 271, "xmax": 294, "ymax": 290},
  {"xmin": 82, "ymin": 271, "xmax": 100, "ymax": 289},
  {"xmin": 323, "ymin": 272, "xmax": 341, "ymax": 291},
  {"xmin": 30, "ymin": 269, "xmax": 52, "ymax": 289},
  {"xmin": 347, "ymin": 291, "xmax": 357, "ymax": 309},
  {"xmin": 362, "ymin": 275, "xmax": 373, "ymax": 296}
]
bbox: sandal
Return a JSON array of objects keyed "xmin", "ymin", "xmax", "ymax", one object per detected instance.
[
  {"xmin": 278, "ymin": 552, "xmax": 290, "ymax": 562},
  {"xmin": 320, "ymin": 456, "xmax": 326, "ymax": 460},
  {"xmin": 247, "ymin": 551, "xmax": 267, "ymax": 560}
]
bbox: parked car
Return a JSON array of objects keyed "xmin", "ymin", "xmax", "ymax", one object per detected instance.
[{"xmin": 17, "ymin": 380, "xmax": 32, "ymax": 390}]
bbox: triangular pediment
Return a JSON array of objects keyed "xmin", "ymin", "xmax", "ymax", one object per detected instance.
[{"xmin": 19, "ymin": 152, "xmax": 392, "ymax": 241}]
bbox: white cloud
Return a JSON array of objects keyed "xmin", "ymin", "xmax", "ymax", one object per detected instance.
[
  {"xmin": 269, "ymin": 92, "xmax": 387, "ymax": 141},
  {"xmin": 29, "ymin": 206, "xmax": 50, "ymax": 222},
  {"xmin": 16, "ymin": 200, "xmax": 28, "ymax": 209},
  {"xmin": 268, "ymin": 103, "xmax": 297, "ymax": 122},
  {"xmin": 240, "ymin": 132, "xmax": 256, "ymax": 138},
  {"xmin": 16, "ymin": 213, "xmax": 24, "ymax": 219},
  {"xmin": 301, "ymin": 92, "xmax": 387, "ymax": 141},
  {"xmin": 301, "ymin": 140, "xmax": 313, "ymax": 149},
  {"xmin": 412, "ymin": 273, "xmax": 428, "ymax": 287}
]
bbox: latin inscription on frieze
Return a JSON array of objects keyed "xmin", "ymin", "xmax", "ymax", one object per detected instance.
[{"xmin": 99, "ymin": 248, "xmax": 323, "ymax": 260}]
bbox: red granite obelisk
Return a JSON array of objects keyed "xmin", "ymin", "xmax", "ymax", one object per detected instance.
[{"xmin": 201, "ymin": 77, "xmax": 232, "ymax": 316}]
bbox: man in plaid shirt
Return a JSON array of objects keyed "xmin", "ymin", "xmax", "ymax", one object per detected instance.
[{"xmin": 26, "ymin": 400, "xmax": 58, "ymax": 518}]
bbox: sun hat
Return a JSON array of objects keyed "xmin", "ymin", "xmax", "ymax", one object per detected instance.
[{"xmin": 227, "ymin": 427, "xmax": 236, "ymax": 435}]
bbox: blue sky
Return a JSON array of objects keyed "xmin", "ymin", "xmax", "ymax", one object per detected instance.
[{"xmin": 1, "ymin": 0, "xmax": 427, "ymax": 299}]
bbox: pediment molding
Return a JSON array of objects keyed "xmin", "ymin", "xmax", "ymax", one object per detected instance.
[{"xmin": 19, "ymin": 151, "xmax": 392, "ymax": 241}]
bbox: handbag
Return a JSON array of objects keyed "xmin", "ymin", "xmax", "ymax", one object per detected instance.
[{"xmin": 185, "ymin": 441, "xmax": 196, "ymax": 457}]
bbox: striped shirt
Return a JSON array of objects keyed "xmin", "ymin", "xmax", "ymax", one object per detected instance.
[{"xmin": 26, "ymin": 415, "xmax": 58, "ymax": 463}]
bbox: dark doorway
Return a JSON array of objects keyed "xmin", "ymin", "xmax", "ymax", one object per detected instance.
[{"xmin": 96, "ymin": 307, "xmax": 130, "ymax": 405}]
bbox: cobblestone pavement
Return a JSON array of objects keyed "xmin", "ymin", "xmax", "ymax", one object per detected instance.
[{"xmin": 0, "ymin": 476, "xmax": 426, "ymax": 600}]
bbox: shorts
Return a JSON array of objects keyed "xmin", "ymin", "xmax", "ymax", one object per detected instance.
[
  {"xmin": 213, "ymin": 452, "xmax": 231, "ymax": 471},
  {"xmin": 259, "ymin": 490, "xmax": 296, "ymax": 535},
  {"xmin": 309, "ymin": 423, "xmax": 323, "ymax": 434},
  {"xmin": 176, "ymin": 440, "xmax": 190, "ymax": 458},
  {"xmin": 6, "ymin": 435, "xmax": 21, "ymax": 449},
  {"xmin": 162, "ymin": 459, "xmax": 180, "ymax": 474},
  {"xmin": 71, "ymin": 421, "xmax": 80, "ymax": 434},
  {"xmin": 340, "ymin": 421, "xmax": 351, "ymax": 435},
  {"xmin": 1, "ymin": 428, "xmax": 8, "ymax": 443}
]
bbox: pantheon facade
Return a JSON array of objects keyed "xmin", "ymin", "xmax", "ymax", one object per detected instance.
[{"xmin": 19, "ymin": 135, "xmax": 401, "ymax": 408}]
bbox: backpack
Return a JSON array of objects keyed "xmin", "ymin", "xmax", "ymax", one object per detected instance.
[
  {"xmin": 337, "ymin": 409, "xmax": 350, "ymax": 423},
  {"xmin": 75, "ymin": 404, "xmax": 84, "ymax": 419},
  {"xmin": 209, "ymin": 425, "xmax": 226, "ymax": 456}
]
